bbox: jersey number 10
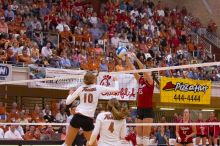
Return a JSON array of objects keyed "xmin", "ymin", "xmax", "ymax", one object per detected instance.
[{"xmin": 84, "ymin": 93, "xmax": 93, "ymax": 103}]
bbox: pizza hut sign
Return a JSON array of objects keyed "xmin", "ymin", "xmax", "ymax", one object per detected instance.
[{"xmin": 98, "ymin": 74, "xmax": 138, "ymax": 101}]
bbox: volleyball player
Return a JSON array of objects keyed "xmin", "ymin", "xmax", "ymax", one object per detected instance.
[
  {"xmin": 87, "ymin": 98, "xmax": 129, "ymax": 146},
  {"xmin": 62, "ymin": 72, "xmax": 119, "ymax": 146},
  {"xmin": 175, "ymin": 109, "xmax": 196, "ymax": 146},
  {"xmin": 125, "ymin": 54, "xmax": 154, "ymax": 146},
  {"xmin": 206, "ymin": 112, "xmax": 219, "ymax": 146},
  {"xmin": 195, "ymin": 113, "xmax": 207, "ymax": 146}
]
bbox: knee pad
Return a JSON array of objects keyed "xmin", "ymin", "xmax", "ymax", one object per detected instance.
[
  {"xmin": 142, "ymin": 136, "xmax": 150, "ymax": 146},
  {"xmin": 136, "ymin": 136, "xmax": 143, "ymax": 145}
]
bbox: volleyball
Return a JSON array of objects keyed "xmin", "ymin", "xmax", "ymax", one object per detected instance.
[{"xmin": 116, "ymin": 46, "xmax": 128, "ymax": 59}]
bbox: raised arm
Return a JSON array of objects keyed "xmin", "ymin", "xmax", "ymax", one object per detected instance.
[
  {"xmin": 135, "ymin": 56, "xmax": 153, "ymax": 85},
  {"xmin": 127, "ymin": 54, "xmax": 153, "ymax": 85},
  {"xmin": 66, "ymin": 86, "xmax": 83, "ymax": 105},
  {"xmin": 125, "ymin": 55, "xmax": 140, "ymax": 81},
  {"xmin": 120, "ymin": 119, "xmax": 127, "ymax": 139},
  {"xmin": 87, "ymin": 115, "xmax": 101, "ymax": 146}
]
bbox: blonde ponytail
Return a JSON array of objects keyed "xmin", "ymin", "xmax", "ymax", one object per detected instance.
[{"xmin": 107, "ymin": 98, "xmax": 129, "ymax": 120}]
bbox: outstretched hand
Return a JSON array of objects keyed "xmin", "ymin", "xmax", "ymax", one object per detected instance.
[{"xmin": 127, "ymin": 52, "xmax": 137, "ymax": 60}]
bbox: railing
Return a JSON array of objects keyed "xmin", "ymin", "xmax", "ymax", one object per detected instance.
[
  {"xmin": 186, "ymin": 28, "xmax": 212, "ymax": 56},
  {"xmin": 203, "ymin": 30, "xmax": 220, "ymax": 48},
  {"xmin": 184, "ymin": 17, "xmax": 220, "ymax": 49},
  {"xmin": 184, "ymin": 18, "xmax": 215, "ymax": 59}
]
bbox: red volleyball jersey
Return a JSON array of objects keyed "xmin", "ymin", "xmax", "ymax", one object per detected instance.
[
  {"xmin": 196, "ymin": 119, "xmax": 208, "ymax": 136},
  {"xmin": 137, "ymin": 76, "xmax": 154, "ymax": 108},
  {"xmin": 207, "ymin": 118, "xmax": 217, "ymax": 133},
  {"xmin": 206, "ymin": 118, "xmax": 219, "ymax": 138},
  {"xmin": 178, "ymin": 120, "xmax": 193, "ymax": 143}
]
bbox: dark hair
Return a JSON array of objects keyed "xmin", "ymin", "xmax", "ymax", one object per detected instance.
[{"xmin": 107, "ymin": 98, "xmax": 129, "ymax": 120}]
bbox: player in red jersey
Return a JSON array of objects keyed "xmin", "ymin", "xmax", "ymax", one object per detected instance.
[
  {"xmin": 126, "ymin": 54, "xmax": 154, "ymax": 146},
  {"xmin": 195, "ymin": 113, "xmax": 208, "ymax": 146},
  {"xmin": 175, "ymin": 109, "xmax": 196, "ymax": 146},
  {"xmin": 206, "ymin": 112, "xmax": 219, "ymax": 146}
]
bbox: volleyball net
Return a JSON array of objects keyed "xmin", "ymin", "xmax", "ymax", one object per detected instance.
[
  {"xmin": 0, "ymin": 61, "xmax": 220, "ymax": 145},
  {"xmin": 0, "ymin": 122, "xmax": 219, "ymax": 146}
]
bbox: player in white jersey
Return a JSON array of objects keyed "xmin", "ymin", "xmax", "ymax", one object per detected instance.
[
  {"xmin": 87, "ymin": 98, "xmax": 129, "ymax": 146},
  {"xmin": 62, "ymin": 72, "xmax": 119, "ymax": 146}
]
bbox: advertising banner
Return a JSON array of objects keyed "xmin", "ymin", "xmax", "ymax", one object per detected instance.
[
  {"xmin": 28, "ymin": 66, "xmax": 138, "ymax": 100},
  {"xmin": 97, "ymin": 73, "xmax": 137, "ymax": 101},
  {"xmin": 28, "ymin": 65, "xmax": 85, "ymax": 90},
  {"xmin": 0, "ymin": 64, "xmax": 12, "ymax": 81},
  {"xmin": 160, "ymin": 77, "xmax": 211, "ymax": 104}
]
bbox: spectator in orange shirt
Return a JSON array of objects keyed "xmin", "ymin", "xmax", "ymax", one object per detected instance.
[
  {"xmin": 0, "ymin": 102, "xmax": 6, "ymax": 122},
  {"xmin": 31, "ymin": 104, "xmax": 41, "ymax": 122},
  {"xmin": 35, "ymin": 112, "xmax": 46, "ymax": 123},
  {"xmin": 0, "ymin": 102, "xmax": 6, "ymax": 115},
  {"xmin": 115, "ymin": 59, "xmax": 127, "ymax": 71},
  {"xmin": 0, "ymin": 47, "xmax": 7, "ymax": 62},
  {"xmin": 7, "ymin": 102, "xmax": 20, "ymax": 122},
  {"xmin": 24, "ymin": 126, "xmax": 37, "ymax": 140},
  {"xmin": 0, "ymin": 18, "xmax": 8, "ymax": 33},
  {"xmin": 24, "ymin": 109, "xmax": 32, "ymax": 122}
]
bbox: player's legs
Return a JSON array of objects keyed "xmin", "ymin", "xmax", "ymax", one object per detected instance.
[
  {"xmin": 135, "ymin": 118, "xmax": 143, "ymax": 146},
  {"xmin": 202, "ymin": 136, "xmax": 207, "ymax": 145},
  {"xmin": 143, "ymin": 118, "xmax": 153, "ymax": 136},
  {"xmin": 63, "ymin": 125, "xmax": 79, "ymax": 146},
  {"xmin": 208, "ymin": 136, "xmax": 213, "ymax": 146},
  {"xmin": 213, "ymin": 137, "xmax": 218, "ymax": 145},
  {"xmin": 195, "ymin": 137, "xmax": 201, "ymax": 145},
  {"xmin": 142, "ymin": 118, "xmax": 153, "ymax": 146},
  {"xmin": 84, "ymin": 131, "xmax": 98, "ymax": 146}
]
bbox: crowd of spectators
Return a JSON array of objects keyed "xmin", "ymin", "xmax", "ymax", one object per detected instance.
[
  {"xmin": 184, "ymin": 13, "xmax": 218, "ymax": 36},
  {"xmin": 0, "ymin": 0, "xmax": 219, "ymax": 81},
  {"xmin": 0, "ymin": 101, "xmax": 69, "ymax": 140},
  {"xmin": 0, "ymin": 101, "xmax": 219, "ymax": 146},
  {"xmin": 0, "ymin": 1, "xmax": 220, "ymax": 145}
]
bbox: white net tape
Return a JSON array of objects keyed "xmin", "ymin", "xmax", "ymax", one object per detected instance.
[
  {"xmin": 0, "ymin": 122, "xmax": 219, "ymax": 126},
  {"xmin": 0, "ymin": 61, "xmax": 220, "ymax": 85}
]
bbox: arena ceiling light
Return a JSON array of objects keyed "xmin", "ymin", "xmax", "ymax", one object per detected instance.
[
  {"xmin": 201, "ymin": 109, "xmax": 215, "ymax": 112},
  {"xmin": 160, "ymin": 108, "xmax": 175, "ymax": 111}
]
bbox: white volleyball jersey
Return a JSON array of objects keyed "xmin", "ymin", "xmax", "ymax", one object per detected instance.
[
  {"xmin": 92, "ymin": 112, "xmax": 126, "ymax": 146},
  {"xmin": 66, "ymin": 81, "xmax": 119, "ymax": 118}
]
